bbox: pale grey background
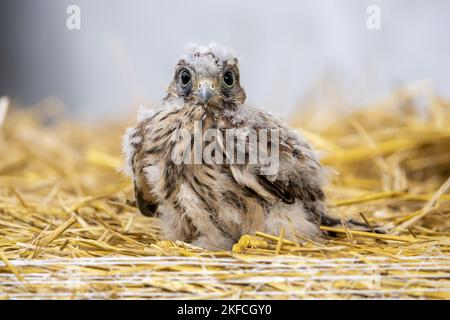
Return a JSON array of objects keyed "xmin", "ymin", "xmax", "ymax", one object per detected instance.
[{"xmin": 1, "ymin": 0, "xmax": 449, "ymax": 118}]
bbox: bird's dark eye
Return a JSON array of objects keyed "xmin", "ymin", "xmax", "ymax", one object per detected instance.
[
  {"xmin": 223, "ymin": 71, "xmax": 234, "ymax": 87},
  {"xmin": 180, "ymin": 70, "xmax": 191, "ymax": 86}
]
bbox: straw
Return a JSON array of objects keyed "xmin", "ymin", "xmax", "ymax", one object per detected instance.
[{"xmin": 0, "ymin": 83, "xmax": 449, "ymax": 299}]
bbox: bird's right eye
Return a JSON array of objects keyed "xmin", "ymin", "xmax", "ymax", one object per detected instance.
[{"xmin": 180, "ymin": 70, "xmax": 191, "ymax": 86}]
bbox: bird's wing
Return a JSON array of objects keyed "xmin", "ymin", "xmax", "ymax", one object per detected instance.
[
  {"xmin": 123, "ymin": 114, "xmax": 161, "ymax": 217},
  {"xmin": 225, "ymin": 106, "xmax": 327, "ymax": 221}
]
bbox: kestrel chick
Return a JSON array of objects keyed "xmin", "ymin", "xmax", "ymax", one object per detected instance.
[{"xmin": 123, "ymin": 43, "xmax": 364, "ymax": 250}]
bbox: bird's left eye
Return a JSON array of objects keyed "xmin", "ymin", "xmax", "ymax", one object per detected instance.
[{"xmin": 223, "ymin": 71, "xmax": 234, "ymax": 87}]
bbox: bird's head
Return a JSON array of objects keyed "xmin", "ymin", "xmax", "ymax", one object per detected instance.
[{"xmin": 166, "ymin": 43, "xmax": 246, "ymax": 109}]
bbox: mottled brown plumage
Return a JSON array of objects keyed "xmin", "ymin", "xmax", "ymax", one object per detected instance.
[{"xmin": 123, "ymin": 43, "xmax": 367, "ymax": 250}]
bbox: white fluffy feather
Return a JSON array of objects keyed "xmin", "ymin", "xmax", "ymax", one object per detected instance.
[
  {"xmin": 121, "ymin": 127, "xmax": 138, "ymax": 177},
  {"xmin": 181, "ymin": 42, "xmax": 238, "ymax": 75}
]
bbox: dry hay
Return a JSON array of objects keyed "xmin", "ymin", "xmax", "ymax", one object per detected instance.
[{"xmin": 0, "ymin": 82, "xmax": 449, "ymax": 299}]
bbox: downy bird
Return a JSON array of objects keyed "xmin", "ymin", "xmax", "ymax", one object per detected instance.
[{"xmin": 123, "ymin": 43, "xmax": 369, "ymax": 250}]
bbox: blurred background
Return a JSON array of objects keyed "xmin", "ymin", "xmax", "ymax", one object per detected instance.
[{"xmin": 1, "ymin": 0, "xmax": 450, "ymax": 119}]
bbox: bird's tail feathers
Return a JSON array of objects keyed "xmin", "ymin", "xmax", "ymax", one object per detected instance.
[{"xmin": 320, "ymin": 213, "xmax": 385, "ymax": 236}]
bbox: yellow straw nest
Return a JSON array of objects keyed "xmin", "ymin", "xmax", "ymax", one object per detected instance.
[{"xmin": 0, "ymin": 82, "xmax": 449, "ymax": 299}]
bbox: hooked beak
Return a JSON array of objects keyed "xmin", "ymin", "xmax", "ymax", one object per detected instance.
[{"xmin": 196, "ymin": 81, "xmax": 217, "ymax": 104}]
